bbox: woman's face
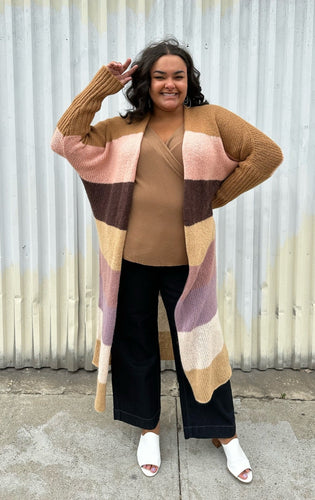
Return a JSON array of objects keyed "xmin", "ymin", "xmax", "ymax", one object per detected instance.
[{"xmin": 149, "ymin": 55, "xmax": 188, "ymax": 113}]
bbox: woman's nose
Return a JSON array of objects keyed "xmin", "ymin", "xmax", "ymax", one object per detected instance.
[{"xmin": 164, "ymin": 79, "xmax": 175, "ymax": 89}]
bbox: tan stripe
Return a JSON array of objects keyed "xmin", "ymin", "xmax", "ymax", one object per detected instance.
[
  {"xmin": 159, "ymin": 331, "xmax": 174, "ymax": 360},
  {"xmin": 95, "ymin": 219, "xmax": 126, "ymax": 271},
  {"xmin": 94, "ymin": 380, "xmax": 106, "ymax": 413},
  {"xmin": 184, "ymin": 105, "xmax": 220, "ymax": 135},
  {"xmin": 184, "ymin": 216, "xmax": 215, "ymax": 267},
  {"xmin": 185, "ymin": 345, "xmax": 232, "ymax": 403},
  {"xmin": 102, "ymin": 114, "xmax": 150, "ymax": 141},
  {"xmin": 92, "ymin": 338, "xmax": 101, "ymax": 367}
]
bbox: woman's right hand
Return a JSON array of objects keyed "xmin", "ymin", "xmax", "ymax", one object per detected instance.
[{"xmin": 106, "ymin": 58, "xmax": 138, "ymax": 86}]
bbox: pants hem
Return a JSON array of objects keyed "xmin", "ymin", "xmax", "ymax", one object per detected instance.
[
  {"xmin": 183, "ymin": 424, "xmax": 236, "ymax": 440},
  {"xmin": 114, "ymin": 408, "xmax": 161, "ymax": 430}
]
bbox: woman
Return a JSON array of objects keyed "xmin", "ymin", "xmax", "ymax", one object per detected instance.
[{"xmin": 51, "ymin": 38, "xmax": 283, "ymax": 483}]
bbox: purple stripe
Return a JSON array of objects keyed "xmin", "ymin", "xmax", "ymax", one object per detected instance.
[
  {"xmin": 99, "ymin": 297, "xmax": 118, "ymax": 345},
  {"xmin": 98, "ymin": 272, "xmax": 103, "ymax": 309},
  {"xmin": 98, "ymin": 252, "xmax": 121, "ymax": 345},
  {"xmin": 175, "ymin": 272, "xmax": 218, "ymax": 332},
  {"xmin": 99, "ymin": 252, "xmax": 121, "ymax": 308},
  {"xmin": 180, "ymin": 241, "xmax": 216, "ymax": 302}
]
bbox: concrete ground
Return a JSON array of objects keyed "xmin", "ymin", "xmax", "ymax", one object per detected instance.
[{"xmin": 0, "ymin": 368, "xmax": 314, "ymax": 500}]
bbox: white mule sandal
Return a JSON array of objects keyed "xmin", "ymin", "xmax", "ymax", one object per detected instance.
[
  {"xmin": 212, "ymin": 437, "xmax": 252, "ymax": 483},
  {"xmin": 137, "ymin": 432, "xmax": 161, "ymax": 477}
]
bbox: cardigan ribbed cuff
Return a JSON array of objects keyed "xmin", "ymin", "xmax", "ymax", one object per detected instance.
[
  {"xmin": 57, "ymin": 66, "xmax": 123, "ymax": 136},
  {"xmin": 212, "ymin": 126, "xmax": 283, "ymax": 208},
  {"xmin": 212, "ymin": 165, "xmax": 264, "ymax": 208}
]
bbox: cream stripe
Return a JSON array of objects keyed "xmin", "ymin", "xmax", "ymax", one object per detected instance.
[
  {"xmin": 185, "ymin": 217, "xmax": 215, "ymax": 267},
  {"xmin": 95, "ymin": 219, "xmax": 126, "ymax": 271},
  {"xmin": 97, "ymin": 343, "xmax": 111, "ymax": 384},
  {"xmin": 185, "ymin": 346, "xmax": 232, "ymax": 403},
  {"xmin": 178, "ymin": 311, "xmax": 223, "ymax": 371}
]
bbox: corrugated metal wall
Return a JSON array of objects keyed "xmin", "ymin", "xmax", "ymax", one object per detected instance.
[{"xmin": 0, "ymin": 0, "xmax": 314, "ymax": 371}]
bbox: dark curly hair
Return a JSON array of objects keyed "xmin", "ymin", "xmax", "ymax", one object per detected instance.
[{"xmin": 122, "ymin": 37, "xmax": 208, "ymax": 123}]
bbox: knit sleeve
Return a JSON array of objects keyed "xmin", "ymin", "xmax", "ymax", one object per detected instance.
[
  {"xmin": 51, "ymin": 66, "xmax": 123, "ymax": 156},
  {"xmin": 211, "ymin": 106, "xmax": 283, "ymax": 208}
]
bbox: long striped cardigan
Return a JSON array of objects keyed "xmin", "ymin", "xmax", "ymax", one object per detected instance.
[{"xmin": 51, "ymin": 66, "xmax": 283, "ymax": 412}]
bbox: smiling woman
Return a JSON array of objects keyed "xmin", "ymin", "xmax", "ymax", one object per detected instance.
[
  {"xmin": 122, "ymin": 37, "xmax": 208, "ymax": 123},
  {"xmin": 51, "ymin": 36, "xmax": 282, "ymax": 482},
  {"xmin": 148, "ymin": 55, "xmax": 188, "ymax": 140}
]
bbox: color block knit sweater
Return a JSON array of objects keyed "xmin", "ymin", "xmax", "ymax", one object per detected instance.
[{"xmin": 51, "ymin": 66, "xmax": 283, "ymax": 412}]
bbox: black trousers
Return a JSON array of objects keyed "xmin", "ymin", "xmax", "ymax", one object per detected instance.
[{"xmin": 111, "ymin": 259, "xmax": 236, "ymax": 439}]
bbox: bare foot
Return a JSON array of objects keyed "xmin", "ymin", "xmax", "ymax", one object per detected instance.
[{"xmin": 141, "ymin": 422, "xmax": 160, "ymax": 473}]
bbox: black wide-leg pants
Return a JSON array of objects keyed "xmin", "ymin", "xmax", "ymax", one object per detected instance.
[{"xmin": 111, "ymin": 259, "xmax": 236, "ymax": 439}]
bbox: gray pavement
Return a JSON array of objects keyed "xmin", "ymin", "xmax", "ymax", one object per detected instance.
[{"xmin": 0, "ymin": 368, "xmax": 314, "ymax": 500}]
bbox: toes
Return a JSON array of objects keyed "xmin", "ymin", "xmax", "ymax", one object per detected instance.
[
  {"xmin": 238, "ymin": 468, "xmax": 251, "ymax": 480},
  {"xmin": 142, "ymin": 464, "xmax": 158, "ymax": 473}
]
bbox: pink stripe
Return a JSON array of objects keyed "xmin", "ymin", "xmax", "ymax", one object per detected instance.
[
  {"xmin": 52, "ymin": 128, "xmax": 143, "ymax": 184},
  {"xmin": 183, "ymin": 131, "xmax": 237, "ymax": 180},
  {"xmin": 51, "ymin": 128, "xmax": 65, "ymax": 156}
]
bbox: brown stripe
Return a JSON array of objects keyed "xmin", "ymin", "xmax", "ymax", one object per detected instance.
[
  {"xmin": 82, "ymin": 180, "xmax": 134, "ymax": 230},
  {"xmin": 183, "ymin": 180, "xmax": 221, "ymax": 226},
  {"xmin": 185, "ymin": 344, "xmax": 232, "ymax": 403}
]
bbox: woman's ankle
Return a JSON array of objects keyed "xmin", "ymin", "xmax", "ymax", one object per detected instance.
[
  {"xmin": 142, "ymin": 422, "xmax": 160, "ymax": 436},
  {"xmin": 219, "ymin": 433, "xmax": 237, "ymax": 445}
]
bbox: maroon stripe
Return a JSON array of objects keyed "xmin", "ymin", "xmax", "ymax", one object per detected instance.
[
  {"xmin": 183, "ymin": 180, "xmax": 221, "ymax": 226},
  {"xmin": 82, "ymin": 180, "xmax": 134, "ymax": 230}
]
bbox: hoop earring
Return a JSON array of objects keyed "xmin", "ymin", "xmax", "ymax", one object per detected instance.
[{"xmin": 184, "ymin": 96, "xmax": 191, "ymax": 108}]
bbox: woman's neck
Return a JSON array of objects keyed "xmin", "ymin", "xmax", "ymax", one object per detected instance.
[
  {"xmin": 149, "ymin": 106, "xmax": 185, "ymax": 143},
  {"xmin": 150, "ymin": 105, "xmax": 184, "ymax": 124}
]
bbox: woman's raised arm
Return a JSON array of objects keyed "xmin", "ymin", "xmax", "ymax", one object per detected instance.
[{"xmin": 51, "ymin": 59, "xmax": 137, "ymax": 157}]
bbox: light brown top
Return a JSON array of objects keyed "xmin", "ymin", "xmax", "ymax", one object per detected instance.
[{"xmin": 123, "ymin": 125, "xmax": 188, "ymax": 266}]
